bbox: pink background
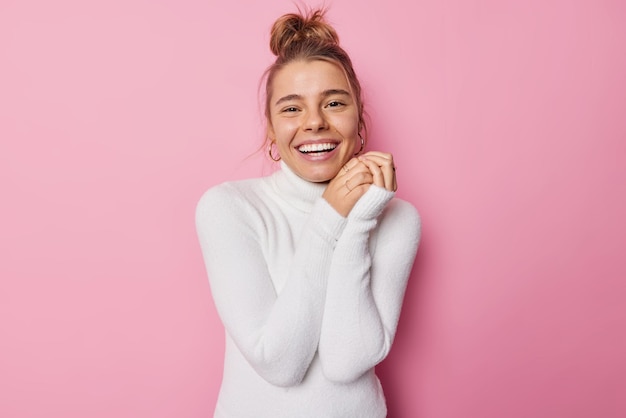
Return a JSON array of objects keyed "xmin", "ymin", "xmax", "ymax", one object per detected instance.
[{"xmin": 1, "ymin": 0, "xmax": 625, "ymax": 417}]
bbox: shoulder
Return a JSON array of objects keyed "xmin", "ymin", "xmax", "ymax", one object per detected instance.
[
  {"xmin": 384, "ymin": 197, "xmax": 420, "ymax": 225},
  {"xmin": 197, "ymin": 177, "xmax": 268, "ymax": 207},
  {"xmin": 195, "ymin": 177, "xmax": 268, "ymax": 225},
  {"xmin": 379, "ymin": 197, "xmax": 422, "ymax": 238}
]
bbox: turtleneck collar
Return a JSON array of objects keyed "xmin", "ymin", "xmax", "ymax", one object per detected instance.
[{"xmin": 269, "ymin": 161, "xmax": 328, "ymax": 212}]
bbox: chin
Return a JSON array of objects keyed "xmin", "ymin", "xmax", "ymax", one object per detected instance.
[{"xmin": 299, "ymin": 167, "xmax": 339, "ymax": 183}]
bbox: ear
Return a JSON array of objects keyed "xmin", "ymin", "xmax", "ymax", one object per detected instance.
[
  {"xmin": 355, "ymin": 131, "xmax": 365, "ymax": 156},
  {"xmin": 266, "ymin": 123, "xmax": 275, "ymax": 141}
]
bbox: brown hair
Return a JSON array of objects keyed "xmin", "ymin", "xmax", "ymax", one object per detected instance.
[{"xmin": 262, "ymin": 8, "xmax": 366, "ymax": 143}]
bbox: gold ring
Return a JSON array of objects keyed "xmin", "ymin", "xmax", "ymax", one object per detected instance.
[{"xmin": 342, "ymin": 165, "xmax": 349, "ymax": 173}]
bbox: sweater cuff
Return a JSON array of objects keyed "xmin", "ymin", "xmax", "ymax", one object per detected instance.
[
  {"xmin": 349, "ymin": 185, "xmax": 394, "ymax": 221},
  {"xmin": 312, "ymin": 197, "xmax": 348, "ymax": 242}
]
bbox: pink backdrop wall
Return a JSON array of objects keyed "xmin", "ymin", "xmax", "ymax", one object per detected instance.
[{"xmin": 1, "ymin": 0, "xmax": 625, "ymax": 417}]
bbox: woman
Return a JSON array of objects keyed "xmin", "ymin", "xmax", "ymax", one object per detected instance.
[{"xmin": 196, "ymin": 8, "xmax": 421, "ymax": 418}]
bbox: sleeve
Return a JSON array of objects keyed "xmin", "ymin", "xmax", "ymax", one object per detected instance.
[
  {"xmin": 318, "ymin": 185, "xmax": 421, "ymax": 383},
  {"xmin": 195, "ymin": 184, "xmax": 346, "ymax": 387}
]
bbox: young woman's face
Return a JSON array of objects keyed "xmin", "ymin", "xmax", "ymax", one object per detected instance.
[{"xmin": 268, "ymin": 59, "xmax": 360, "ymax": 183}]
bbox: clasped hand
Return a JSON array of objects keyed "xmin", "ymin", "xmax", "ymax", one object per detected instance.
[{"xmin": 322, "ymin": 151, "xmax": 397, "ymax": 217}]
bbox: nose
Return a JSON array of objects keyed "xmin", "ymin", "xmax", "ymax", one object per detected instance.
[{"xmin": 303, "ymin": 108, "xmax": 328, "ymax": 132}]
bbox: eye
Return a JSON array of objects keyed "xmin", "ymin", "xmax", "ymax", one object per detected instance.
[
  {"xmin": 326, "ymin": 101, "xmax": 344, "ymax": 108},
  {"xmin": 281, "ymin": 106, "xmax": 300, "ymax": 113}
]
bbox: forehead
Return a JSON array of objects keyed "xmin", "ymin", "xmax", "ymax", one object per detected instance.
[{"xmin": 271, "ymin": 59, "xmax": 352, "ymax": 98}]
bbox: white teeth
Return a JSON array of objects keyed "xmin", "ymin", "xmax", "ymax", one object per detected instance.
[{"xmin": 298, "ymin": 143, "xmax": 337, "ymax": 153}]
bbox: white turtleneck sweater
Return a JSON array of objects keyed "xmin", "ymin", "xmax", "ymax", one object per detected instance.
[{"xmin": 195, "ymin": 162, "xmax": 421, "ymax": 418}]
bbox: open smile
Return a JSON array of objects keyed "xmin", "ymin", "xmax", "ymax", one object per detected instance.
[{"xmin": 297, "ymin": 142, "xmax": 338, "ymax": 154}]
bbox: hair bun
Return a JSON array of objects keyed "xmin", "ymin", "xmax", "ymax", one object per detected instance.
[{"xmin": 269, "ymin": 9, "xmax": 339, "ymax": 57}]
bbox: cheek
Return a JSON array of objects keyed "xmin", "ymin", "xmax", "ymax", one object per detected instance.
[
  {"xmin": 269, "ymin": 118, "xmax": 286, "ymax": 136},
  {"xmin": 333, "ymin": 116, "xmax": 359, "ymax": 138},
  {"xmin": 273, "ymin": 120, "xmax": 299, "ymax": 145}
]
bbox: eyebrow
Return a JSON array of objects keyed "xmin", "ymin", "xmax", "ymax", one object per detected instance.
[{"xmin": 274, "ymin": 89, "xmax": 352, "ymax": 106}]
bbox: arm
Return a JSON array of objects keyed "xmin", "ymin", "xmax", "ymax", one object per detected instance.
[
  {"xmin": 318, "ymin": 186, "xmax": 421, "ymax": 383},
  {"xmin": 195, "ymin": 184, "xmax": 346, "ymax": 387}
]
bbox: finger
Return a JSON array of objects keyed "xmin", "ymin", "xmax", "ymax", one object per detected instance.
[
  {"xmin": 359, "ymin": 153, "xmax": 393, "ymax": 167},
  {"xmin": 360, "ymin": 151, "xmax": 393, "ymax": 163},
  {"xmin": 346, "ymin": 170, "xmax": 373, "ymax": 192},
  {"xmin": 359, "ymin": 155, "xmax": 394, "ymax": 174},
  {"xmin": 359, "ymin": 158, "xmax": 385, "ymax": 188},
  {"xmin": 359, "ymin": 155, "xmax": 396, "ymax": 191},
  {"xmin": 339, "ymin": 157, "xmax": 365, "ymax": 178},
  {"xmin": 365, "ymin": 156, "xmax": 395, "ymax": 191},
  {"xmin": 384, "ymin": 163, "xmax": 396, "ymax": 191}
]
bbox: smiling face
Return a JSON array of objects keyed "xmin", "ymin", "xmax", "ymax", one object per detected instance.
[{"xmin": 267, "ymin": 59, "xmax": 360, "ymax": 183}]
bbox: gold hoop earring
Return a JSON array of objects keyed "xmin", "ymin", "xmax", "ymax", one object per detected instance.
[
  {"xmin": 355, "ymin": 133, "xmax": 365, "ymax": 155},
  {"xmin": 268, "ymin": 142, "xmax": 281, "ymax": 162}
]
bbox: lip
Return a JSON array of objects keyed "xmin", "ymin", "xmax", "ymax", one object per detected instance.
[
  {"xmin": 293, "ymin": 138, "xmax": 341, "ymax": 161},
  {"xmin": 293, "ymin": 138, "xmax": 340, "ymax": 148}
]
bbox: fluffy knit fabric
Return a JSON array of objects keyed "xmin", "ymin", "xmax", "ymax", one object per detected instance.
[{"xmin": 195, "ymin": 162, "xmax": 421, "ymax": 418}]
